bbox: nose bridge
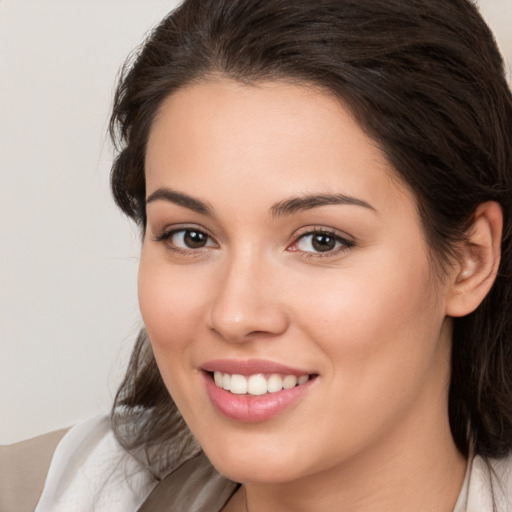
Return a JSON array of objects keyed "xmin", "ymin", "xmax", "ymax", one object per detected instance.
[{"xmin": 208, "ymin": 246, "xmax": 288, "ymax": 342}]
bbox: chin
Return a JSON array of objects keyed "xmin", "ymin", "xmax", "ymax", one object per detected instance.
[
  {"xmin": 211, "ymin": 457, "xmax": 301, "ymax": 485},
  {"xmin": 201, "ymin": 436, "xmax": 313, "ymax": 484}
]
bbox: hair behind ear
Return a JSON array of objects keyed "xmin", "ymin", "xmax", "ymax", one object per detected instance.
[{"xmin": 449, "ymin": 202, "xmax": 512, "ymax": 457}]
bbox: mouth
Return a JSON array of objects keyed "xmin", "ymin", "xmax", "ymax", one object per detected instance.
[
  {"xmin": 210, "ymin": 371, "xmax": 313, "ymax": 396},
  {"xmin": 200, "ymin": 360, "xmax": 318, "ymax": 422}
]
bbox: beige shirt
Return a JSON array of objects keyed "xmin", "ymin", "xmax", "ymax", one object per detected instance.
[
  {"xmin": 0, "ymin": 427, "xmax": 68, "ymax": 512},
  {"xmin": 1, "ymin": 415, "xmax": 512, "ymax": 512}
]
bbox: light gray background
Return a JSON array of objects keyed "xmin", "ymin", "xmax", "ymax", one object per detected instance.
[{"xmin": 1, "ymin": 0, "xmax": 511, "ymax": 444}]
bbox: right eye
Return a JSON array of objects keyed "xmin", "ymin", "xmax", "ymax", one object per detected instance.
[{"xmin": 155, "ymin": 228, "xmax": 217, "ymax": 251}]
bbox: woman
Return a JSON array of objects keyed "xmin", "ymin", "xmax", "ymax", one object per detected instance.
[{"xmin": 31, "ymin": 0, "xmax": 512, "ymax": 510}]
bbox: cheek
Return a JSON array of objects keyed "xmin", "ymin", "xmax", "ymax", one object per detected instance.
[
  {"xmin": 137, "ymin": 252, "xmax": 214, "ymax": 421},
  {"xmin": 279, "ymin": 253, "xmax": 450, "ymax": 462},
  {"xmin": 137, "ymin": 251, "xmax": 208, "ymax": 368},
  {"xmin": 290, "ymin": 246, "xmax": 446, "ymax": 395},
  {"xmin": 299, "ymin": 250, "xmax": 434, "ymax": 332}
]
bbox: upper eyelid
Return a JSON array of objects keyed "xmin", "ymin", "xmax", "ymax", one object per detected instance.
[
  {"xmin": 293, "ymin": 232, "xmax": 354, "ymax": 247},
  {"xmin": 291, "ymin": 225, "xmax": 354, "ymax": 242},
  {"xmin": 153, "ymin": 224, "xmax": 214, "ymax": 239},
  {"xmin": 152, "ymin": 232, "xmax": 215, "ymax": 254},
  {"xmin": 289, "ymin": 227, "xmax": 355, "ymax": 252},
  {"xmin": 153, "ymin": 227, "xmax": 218, "ymax": 253},
  {"xmin": 151, "ymin": 224, "xmax": 354, "ymax": 249}
]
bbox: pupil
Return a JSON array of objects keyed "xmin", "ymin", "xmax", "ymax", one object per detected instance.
[
  {"xmin": 312, "ymin": 234, "xmax": 335, "ymax": 252},
  {"xmin": 184, "ymin": 230, "xmax": 207, "ymax": 248}
]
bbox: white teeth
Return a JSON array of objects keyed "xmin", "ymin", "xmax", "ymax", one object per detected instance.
[
  {"xmin": 298, "ymin": 374, "xmax": 309, "ymax": 385},
  {"xmin": 248, "ymin": 374, "xmax": 268, "ymax": 395},
  {"xmin": 222, "ymin": 373, "xmax": 231, "ymax": 391},
  {"xmin": 214, "ymin": 371, "xmax": 224, "ymax": 387},
  {"xmin": 230, "ymin": 374, "xmax": 247, "ymax": 394},
  {"xmin": 267, "ymin": 374, "xmax": 283, "ymax": 393},
  {"xmin": 283, "ymin": 375, "xmax": 297, "ymax": 389},
  {"xmin": 213, "ymin": 371, "xmax": 310, "ymax": 395}
]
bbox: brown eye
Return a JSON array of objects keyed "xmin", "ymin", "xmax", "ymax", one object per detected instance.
[
  {"xmin": 311, "ymin": 233, "xmax": 337, "ymax": 252},
  {"xmin": 182, "ymin": 230, "xmax": 208, "ymax": 248},
  {"xmin": 293, "ymin": 230, "xmax": 353, "ymax": 255},
  {"xmin": 158, "ymin": 228, "xmax": 217, "ymax": 250}
]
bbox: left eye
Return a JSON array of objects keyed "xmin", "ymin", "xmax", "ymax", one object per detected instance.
[
  {"xmin": 294, "ymin": 232, "xmax": 348, "ymax": 253},
  {"xmin": 166, "ymin": 229, "xmax": 216, "ymax": 249}
]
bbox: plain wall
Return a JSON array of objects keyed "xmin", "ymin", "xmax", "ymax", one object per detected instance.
[
  {"xmin": 0, "ymin": 0, "xmax": 511, "ymax": 444},
  {"xmin": 0, "ymin": 0, "xmax": 180, "ymax": 444}
]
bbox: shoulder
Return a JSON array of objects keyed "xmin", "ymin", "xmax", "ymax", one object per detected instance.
[
  {"xmin": 0, "ymin": 427, "xmax": 69, "ymax": 512},
  {"xmin": 138, "ymin": 451, "xmax": 238, "ymax": 512},
  {"xmin": 33, "ymin": 414, "xmax": 159, "ymax": 512},
  {"xmin": 3, "ymin": 413, "xmax": 236, "ymax": 512},
  {"xmin": 460, "ymin": 451, "xmax": 512, "ymax": 512},
  {"xmin": 485, "ymin": 452, "xmax": 512, "ymax": 511}
]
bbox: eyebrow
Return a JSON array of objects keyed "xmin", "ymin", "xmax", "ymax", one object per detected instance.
[
  {"xmin": 145, "ymin": 187, "xmax": 376, "ymax": 218},
  {"xmin": 146, "ymin": 188, "xmax": 213, "ymax": 216},
  {"xmin": 270, "ymin": 193, "xmax": 376, "ymax": 218}
]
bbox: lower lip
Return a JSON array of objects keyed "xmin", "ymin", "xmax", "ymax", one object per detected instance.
[{"xmin": 203, "ymin": 372, "xmax": 315, "ymax": 423}]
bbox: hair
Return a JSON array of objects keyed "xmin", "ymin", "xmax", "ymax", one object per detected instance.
[{"xmin": 109, "ymin": 0, "xmax": 512, "ymax": 471}]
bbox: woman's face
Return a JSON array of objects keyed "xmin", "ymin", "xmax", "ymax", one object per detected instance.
[{"xmin": 139, "ymin": 79, "xmax": 455, "ymax": 484}]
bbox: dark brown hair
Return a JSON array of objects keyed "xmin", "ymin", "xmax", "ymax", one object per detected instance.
[{"xmin": 110, "ymin": 0, "xmax": 512, "ymax": 470}]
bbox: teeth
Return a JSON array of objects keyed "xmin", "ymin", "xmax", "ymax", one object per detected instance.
[
  {"xmin": 213, "ymin": 371, "xmax": 310, "ymax": 396},
  {"xmin": 298, "ymin": 375, "xmax": 309, "ymax": 385},
  {"xmin": 267, "ymin": 374, "xmax": 283, "ymax": 393},
  {"xmin": 248, "ymin": 374, "xmax": 267, "ymax": 395},
  {"xmin": 214, "ymin": 371, "xmax": 223, "ymax": 387},
  {"xmin": 283, "ymin": 375, "xmax": 297, "ymax": 389},
  {"xmin": 222, "ymin": 373, "xmax": 231, "ymax": 391},
  {"xmin": 230, "ymin": 374, "xmax": 247, "ymax": 394}
]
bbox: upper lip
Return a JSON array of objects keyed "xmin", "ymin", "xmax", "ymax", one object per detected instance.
[{"xmin": 201, "ymin": 359, "xmax": 315, "ymax": 376}]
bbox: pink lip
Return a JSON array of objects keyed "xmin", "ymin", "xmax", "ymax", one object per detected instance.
[
  {"xmin": 201, "ymin": 358, "xmax": 313, "ymax": 376},
  {"xmin": 201, "ymin": 360, "xmax": 318, "ymax": 423}
]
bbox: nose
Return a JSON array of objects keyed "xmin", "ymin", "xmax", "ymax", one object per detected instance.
[{"xmin": 207, "ymin": 252, "xmax": 289, "ymax": 343}]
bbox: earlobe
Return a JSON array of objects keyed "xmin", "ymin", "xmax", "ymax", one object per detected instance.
[{"xmin": 446, "ymin": 201, "xmax": 503, "ymax": 317}]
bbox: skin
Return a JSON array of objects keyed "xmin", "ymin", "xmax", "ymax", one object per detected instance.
[{"xmin": 139, "ymin": 79, "xmax": 500, "ymax": 511}]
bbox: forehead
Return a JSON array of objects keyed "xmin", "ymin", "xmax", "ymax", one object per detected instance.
[{"xmin": 145, "ymin": 78, "xmax": 412, "ymax": 216}]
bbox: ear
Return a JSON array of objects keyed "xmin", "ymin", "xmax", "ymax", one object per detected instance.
[{"xmin": 446, "ymin": 201, "xmax": 502, "ymax": 317}]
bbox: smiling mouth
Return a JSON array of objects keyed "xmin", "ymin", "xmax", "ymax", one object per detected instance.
[
  {"xmin": 210, "ymin": 371, "xmax": 317, "ymax": 396},
  {"xmin": 203, "ymin": 365, "xmax": 319, "ymax": 422}
]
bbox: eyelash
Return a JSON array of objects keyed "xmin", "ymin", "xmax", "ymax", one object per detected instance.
[
  {"xmin": 153, "ymin": 226, "xmax": 355, "ymax": 258},
  {"xmin": 153, "ymin": 227, "xmax": 218, "ymax": 256},
  {"xmin": 290, "ymin": 228, "xmax": 355, "ymax": 259}
]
